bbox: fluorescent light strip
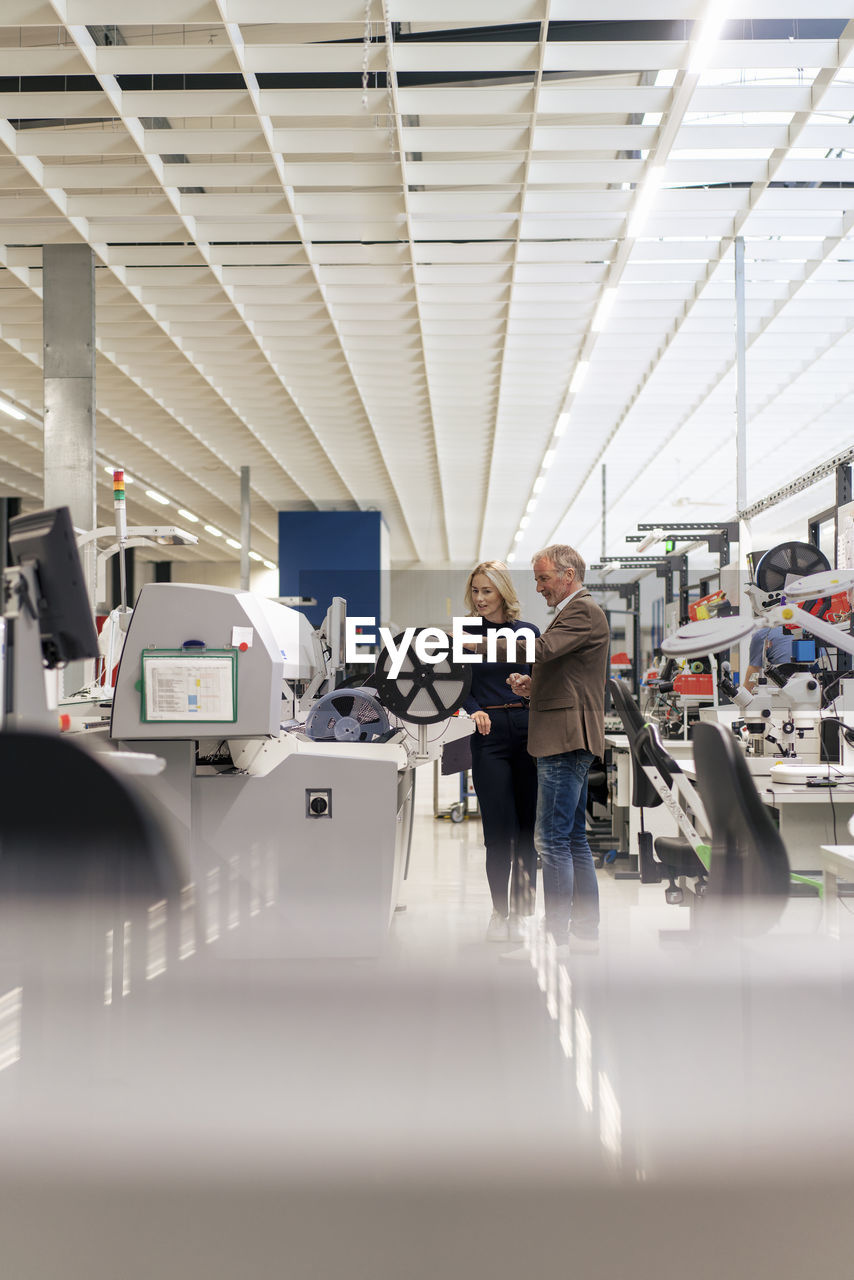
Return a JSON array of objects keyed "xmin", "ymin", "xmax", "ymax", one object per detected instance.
[
  {"xmin": 686, "ymin": 0, "xmax": 730, "ymax": 76},
  {"xmin": 177, "ymin": 508, "xmax": 199, "ymax": 524},
  {"xmin": 0, "ymin": 400, "xmax": 26, "ymax": 421},
  {"xmin": 591, "ymin": 287, "xmax": 617, "ymax": 334},
  {"xmin": 145, "ymin": 489, "xmax": 170, "ymax": 506},
  {"xmin": 627, "ymin": 167, "xmax": 663, "ymax": 239},
  {"xmin": 248, "ymin": 551, "xmax": 263, "ymax": 562},
  {"xmin": 262, "ymin": 560, "xmax": 276, "ymax": 571},
  {"xmin": 526, "ymin": 498, "xmax": 538, "ymax": 514},
  {"xmin": 226, "ymin": 538, "xmax": 241, "ymax": 550},
  {"xmin": 204, "ymin": 525, "xmax": 223, "ymax": 538},
  {"xmin": 543, "ymin": 450, "xmax": 555, "ymax": 470},
  {"xmin": 533, "ymin": 477, "xmax": 545, "ymax": 495},
  {"xmin": 569, "ymin": 364, "xmax": 589, "ymax": 395}
]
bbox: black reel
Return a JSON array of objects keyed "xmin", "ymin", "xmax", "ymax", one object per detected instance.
[
  {"xmin": 304, "ymin": 690, "xmax": 391, "ymax": 743},
  {"xmin": 373, "ymin": 630, "xmax": 472, "ymax": 725}
]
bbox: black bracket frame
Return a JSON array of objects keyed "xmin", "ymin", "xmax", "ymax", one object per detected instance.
[
  {"xmin": 585, "ymin": 580, "xmax": 641, "ymax": 694},
  {"xmin": 592, "ymin": 555, "xmax": 688, "ymax": 608},
  {"xmin": 626, "ymin": 521, "xmax": 739, "ymax": 567}
]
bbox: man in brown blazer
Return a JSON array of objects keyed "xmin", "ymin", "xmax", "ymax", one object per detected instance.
[{"xmin": 506, "ymin": 544, "xmax": 610, "ymax": 950}]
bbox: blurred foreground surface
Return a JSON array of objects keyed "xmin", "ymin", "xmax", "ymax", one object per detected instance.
[{"xmin": 0, "ymin": 892, "xmax": 853, "ymax": 1279}]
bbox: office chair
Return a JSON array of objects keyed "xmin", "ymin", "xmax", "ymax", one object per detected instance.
[
  {"xmin": 0, "ymin": 730, "xmax": 185, "ymax": 1058},
  {"xmin": 0, "ymin": 729, "xmax": 183, "ymax": 904},
  {"xmin": 692, "ymin": 721, "xmax": 791, "ymax": 935},
  {"xmin": 608, "ymin": 679, "xmax": 708, "ymax": 902}
]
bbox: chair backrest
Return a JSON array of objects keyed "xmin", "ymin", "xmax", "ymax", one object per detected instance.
[
  {"xmin": 636, "ymin": 722, "xmax": 680, "ymax": 790},
  {"xmin": 692, "ymin": 722, "xmax": 790, "ymax": 934},
  {"xmin": 608, "ymin": 678, "xmax": 661, "ymax": 809},
  {"xmin": 0, "ymin": 730, "xmax": 183, "ymax": 903}
]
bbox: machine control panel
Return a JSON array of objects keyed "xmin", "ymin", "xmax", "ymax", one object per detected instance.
[{"xmin": 306, "ymin": 788, "xmax": 332, "ymax": 818}]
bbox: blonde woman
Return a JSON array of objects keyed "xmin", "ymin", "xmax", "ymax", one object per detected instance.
[{"xmin": 462, "ymin": 561, "xmax": 540, "ymax": 942}]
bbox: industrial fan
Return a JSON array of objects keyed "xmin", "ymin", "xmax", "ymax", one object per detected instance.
[
  {"xmin": 754, "ymin": 541, "xmax": 830, "ymax": 595},
  {"xmin": 304, "ymin": 689, "xmax": 391, "ymax": 743},
  {"xmin": 754, "ymin": 541, "xmax": 832, "ymax": 615}
]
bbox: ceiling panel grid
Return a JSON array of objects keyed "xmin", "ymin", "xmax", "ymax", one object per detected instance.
[
  {"xmin": 1, "ymin": 6, "xmax": 854, "ymax": 571},
  {"xmin": 533, "ymin": 17, "xmax": 854, "ymax": 571}
]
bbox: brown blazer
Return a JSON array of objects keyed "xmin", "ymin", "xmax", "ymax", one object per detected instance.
[{"xmin": 527, "ymin": 589, "xmax": 610, "ymax": 760}]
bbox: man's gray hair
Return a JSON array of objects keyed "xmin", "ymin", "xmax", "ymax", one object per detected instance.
[{"xmin": 531, "ymin": 543, "xmax": 586, "ymax": 583}]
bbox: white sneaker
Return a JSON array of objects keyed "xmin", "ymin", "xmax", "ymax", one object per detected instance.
[
  {"xmin": 507, "ymin": 912, "xmax": 525, "ymax": 943},
  {"xmin": 486, "ymin": 910, "xmax": 509, "ymax": 942}
]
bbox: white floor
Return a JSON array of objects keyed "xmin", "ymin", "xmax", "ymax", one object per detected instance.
[
  {"xmin": 393, "ymin": 762, "xmax": 830, "ymax": 960},
  {"xmin": 4, "ymin": 766, "xmax": 854, "ymax": 1279}
]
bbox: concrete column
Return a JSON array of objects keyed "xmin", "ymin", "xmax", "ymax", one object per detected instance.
[
  {"xmin": 734, "ymin": 236, "xmax": 747, "ymax": 516},
  {"xmin": 240, "ymin": 465, "xmax": 251, "ymax": 592},
  {"xmin": 43, "ymin": 245, "xmax": 97, "ymax": 693},
  {"xmin": 734, "ymin": 236, "xmax": 752, "ymax": 681},
  {"xmin": 42, "ymin": 244, "xmax": 96, "ymax": 551},
  {"xmin": 0, "ymin": 496, "xmax": 21, "ymax": 573}
]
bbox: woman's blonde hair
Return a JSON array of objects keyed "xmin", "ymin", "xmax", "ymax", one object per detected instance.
[{"xmin": 464, "ymin": 560, "xmax": 522, "ymax": 622}]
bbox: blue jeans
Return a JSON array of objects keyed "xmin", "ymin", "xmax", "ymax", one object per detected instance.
[{"xmin": 535, "ymin": 750, "xmax": 600, "ymax": 944}]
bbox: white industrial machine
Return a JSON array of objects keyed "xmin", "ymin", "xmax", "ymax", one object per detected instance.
[
  {"xmin": 662, "ymin": 541, "xmax": 854, "ymax": 778},
  {"xmin": 105, "ymin": 583, "xmax": 473, "ymax": 958}
]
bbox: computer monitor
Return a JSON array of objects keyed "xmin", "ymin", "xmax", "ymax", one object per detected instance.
[
  {"xmin": 7, "ymin": 506, "xmax": 100, "ymax": 668},
  {"xmin": 322, "ymin": 595, "xmax": 347, "ymax": 673}
]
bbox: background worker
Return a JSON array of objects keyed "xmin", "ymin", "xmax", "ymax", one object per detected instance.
[{"xmin": 744, "ymin": 625, "xmax": 793, "ymax": 690}]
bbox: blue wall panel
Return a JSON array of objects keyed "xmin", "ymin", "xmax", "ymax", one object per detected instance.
[{"xmin": 278, "ymin": 511, "xmax": 383, "ymax": 628}]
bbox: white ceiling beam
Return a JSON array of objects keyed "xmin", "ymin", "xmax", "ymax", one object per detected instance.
[
  {"xmin": 65, "ymin": 0, "xmax": 222, "ymax": 19},
  {"xmin": 544, "ymin": 39, "xmax": 839, "ymax": 72},
  {"xmin": 144, "ymin": 128, "xmax": 267, "ymax": 155},
  {"xmin": 160, "ymin": 162, "xmax": 279, "ymax": 186},
  {"xmin": 272, "ymin": 127, "xmax": 399, "ymax": 154},
  {"xmin": 532, "ymin": 124, "xmax": 658, "ymax": 150},
  {"xmin": 396, "ymin": 85, "xmax": 534, "ymax": 116},
  {"xmin": 391, "ymin": 42, "xmax": 539, "ymax": 73},
  {"xmin": 388, "ymin": 0, "xmax": 545, "ymax": 18},
  {"xmin": 121, "ymin": 90, "xmax": 254, "ymax": 115},
  {"xmin": 224, "ymin": 0, "xmax": 383, "ymax": 17},
  {"xmin": 92, "ymin": 46, "xmax": 239, "ymax": 74},
  {"xmin": 538, "ymin": 84, "xmax": 671, "ymax": 114},
  {"xmin": 12, "ymin": 130, "xmax": 145, "ymax": 158},
  {"xmin": 242, "ymin": 42, "xmax": 384, "ymax": 74},
  {"xmin": 0, "ymin": 47, "xmax": 89, "ymax": 73},
  {"xmin": 0, "ymin": 92, "xmax": 114, "ymax": 117}
]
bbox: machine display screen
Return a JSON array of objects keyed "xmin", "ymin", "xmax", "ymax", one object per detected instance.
[{"xmin": 141, "ymin": 650, "xmax": 237, "ymax": 722}]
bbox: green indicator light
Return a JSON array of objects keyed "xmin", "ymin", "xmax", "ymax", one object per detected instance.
[{"xmin": 664, "ymin": 538, "xmax": 675, "ymax": 553}]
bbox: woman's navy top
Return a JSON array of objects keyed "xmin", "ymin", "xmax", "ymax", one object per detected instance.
[{"xmin": 462, "ymin": 617, "xmax": 540, "ymax": 715}]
